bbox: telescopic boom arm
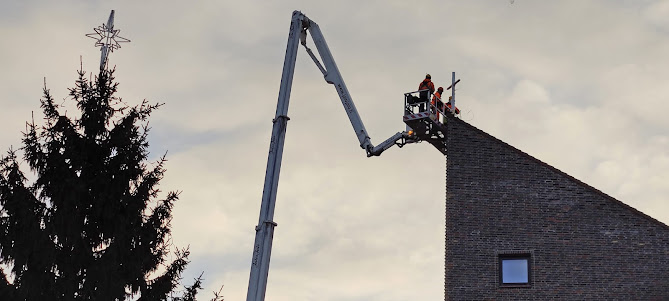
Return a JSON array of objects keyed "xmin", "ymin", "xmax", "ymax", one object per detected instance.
[{"xmin": 246, "ymin": 11, "xmax": 409, "ymax": 301}]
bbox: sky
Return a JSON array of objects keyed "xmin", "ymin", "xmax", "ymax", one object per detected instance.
[{"xmin": 2, "ymin": 0, "xmax": 669, "ymax": 300}]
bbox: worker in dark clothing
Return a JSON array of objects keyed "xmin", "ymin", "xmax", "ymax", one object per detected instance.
[{"xmin": 418, "ymin": 74, "xmax": 435, "ymax": 111}]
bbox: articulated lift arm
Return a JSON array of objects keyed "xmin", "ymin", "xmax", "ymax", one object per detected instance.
[
  {"xmin": 298, "ymin": 14, "xmax": 408, "ymax": 156},
  {"xmin": 246, "ymin": 11, "xmax": 408, "ymax": 301}
]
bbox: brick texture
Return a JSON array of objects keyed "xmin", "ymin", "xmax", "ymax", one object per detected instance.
[{"xmin": 444, "ymin": 115, "xmax": 669, "ymax": 300}]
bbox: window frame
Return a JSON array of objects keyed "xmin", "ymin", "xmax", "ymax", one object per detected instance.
[{"xmin": 498, "ymin": 252, "xmax": 532, "ymax": 288}]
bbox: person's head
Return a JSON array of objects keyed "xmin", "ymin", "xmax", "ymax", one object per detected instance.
[
  {"xmin": 437, "ymin": 87, "xmax": 444, "ymax": 93},
  {"xmin": 425, "ymin": 74, "xmax": 431, "ymax": 80}
]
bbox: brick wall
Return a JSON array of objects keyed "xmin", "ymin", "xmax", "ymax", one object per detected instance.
[{"xmin": 444, "ymin": 115, "xmax": 669, "ymax": 300}]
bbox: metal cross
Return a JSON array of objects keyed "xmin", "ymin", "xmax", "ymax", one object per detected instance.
[{"xmin": 86, "ymin": 10, "xmax": 130, "ymax": 70}]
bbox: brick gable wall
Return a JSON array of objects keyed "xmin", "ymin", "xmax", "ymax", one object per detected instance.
[{"xmin": 444, "ymin": 115, "xmax": 669, "ymax": 300}]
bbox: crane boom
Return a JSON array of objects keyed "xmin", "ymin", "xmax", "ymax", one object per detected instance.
[
  {"xmin": 245, "ymin": 11, "xmax": 302, "ymax": 301},
  {"xmin": 246, "ymin": 10, "xmax": 409, "ymax": 301},
  {"xmin": 299, "ymin": 18, "xmax": 407, "ymax": 156},
  {"xmin": 300, "ymin": 18, "xmax": 375, "ymax": 152}
]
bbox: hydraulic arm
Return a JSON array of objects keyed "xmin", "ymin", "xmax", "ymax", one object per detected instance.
[
  {"xmin": 297, "ymin": 14, "xmax": 408, "ymax": 156},
  {"xmin": 246, "ymin": 11, "xmax": 410, "ymax": 301}
]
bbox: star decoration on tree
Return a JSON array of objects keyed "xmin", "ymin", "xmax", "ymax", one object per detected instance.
[
  {"xmin": 86, "ymin": 23, "xmax": 130, "ymax": 52},
  {"xmin": 85, "ymin": 10, "xmax": 130, "ymax": 69}
]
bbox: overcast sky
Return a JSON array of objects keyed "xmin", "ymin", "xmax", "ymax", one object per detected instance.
[{"xmin": 2, "ymin": 1, "xmax": 669, "ymax": 300}]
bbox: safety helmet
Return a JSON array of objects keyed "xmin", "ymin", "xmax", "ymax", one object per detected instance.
[
  {"xmin": 425, "ymin": 74, "xmax": 431, "ymax": 79},
  {"xmin": 437, "ymin": 87, "xmax": 444, "ymax": 92}
]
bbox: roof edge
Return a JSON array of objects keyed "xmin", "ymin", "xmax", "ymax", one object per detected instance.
[{"xmin": 446, "ymin": 115, "xmax": 669, "ymax": 230}]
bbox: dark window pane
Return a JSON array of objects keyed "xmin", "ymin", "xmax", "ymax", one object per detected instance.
[{"xmin": 501, "ymin": 258, "xmax": 528, "ymax": 283}]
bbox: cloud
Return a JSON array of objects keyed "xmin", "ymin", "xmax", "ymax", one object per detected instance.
[
  {"xmin": 1, "ymin": 1, "xmax": 668, "ymax": 300},
  {"xmin": 643, "ymin": 0, "xmax": 669, "ymax": 32}
]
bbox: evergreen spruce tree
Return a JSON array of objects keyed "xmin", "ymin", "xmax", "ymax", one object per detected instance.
[{"xmin": 0, "ymin": 67, "xmax": 220, "ymax": 300}]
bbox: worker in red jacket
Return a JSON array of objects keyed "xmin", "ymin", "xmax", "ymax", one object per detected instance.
[
  {"xmin": 446, "ymin": 96, "xmax": 461, "ymax": 115},
  {"xmin": 418, "ymin": 74, "xmax": 435, "ymax": 97},
  {"xmin": 418, "ymin": 74, "xmax": 435, "ymax": 111},
  {"xmin": 432, "ymin": 87, "xmax": 445, "ymax": 122}
]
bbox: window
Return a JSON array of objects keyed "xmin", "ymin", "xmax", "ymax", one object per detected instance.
[{"xmin": 499, "ymin": 253, "xmax": 531, "ymax": 286}]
